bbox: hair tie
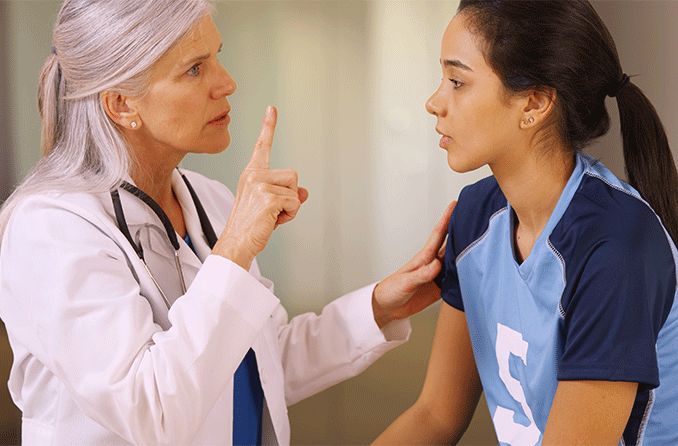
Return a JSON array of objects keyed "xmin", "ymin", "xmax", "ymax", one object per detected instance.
[
  {"xmin": 608, "ymin": 73, "xmax": 630, "ymax": 98},
  {"xmin": 50, "ymin": 46, "xmax": 63, "ymax": 96}
]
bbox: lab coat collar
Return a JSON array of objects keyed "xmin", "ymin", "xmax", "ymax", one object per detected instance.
[{"xmin": 115, "ymin": 168, "xmax": 212, "ymax": 269}]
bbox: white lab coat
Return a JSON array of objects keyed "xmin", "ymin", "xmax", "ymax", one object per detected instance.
[{"xmin": 0, "ymin": 169, "xmax": 411, "ymax": 445}]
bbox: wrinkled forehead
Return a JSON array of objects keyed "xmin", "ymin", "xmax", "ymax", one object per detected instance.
[
  {"xmin": 173, "ymin": 15, "xmax": 213, "ymax": 59},
  {"xmin": 147, "ymin": 15, "xmax": 217, "ymax": 78}
]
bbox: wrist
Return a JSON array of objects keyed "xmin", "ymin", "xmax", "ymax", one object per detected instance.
[
  {"xmin": 372, "ymin": 283, "xmax": 394, "ymax": 329},
  {"xmin": 213, "ymin": 238, "xmax": 254, "ymax": 271}
]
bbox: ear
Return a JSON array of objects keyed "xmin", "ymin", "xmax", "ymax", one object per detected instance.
[
  {"xmin": 100, "ymin": 91, "xmax": 141, "ymax": 130},
  {"xmin": 519, "ymin": 87, "xmax": 557, "ymax": 130}
]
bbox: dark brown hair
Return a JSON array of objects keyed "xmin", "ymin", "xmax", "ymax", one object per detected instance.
[{"xmin": 458, "ymin": 0, "xmax": 678, "ymax": 244}]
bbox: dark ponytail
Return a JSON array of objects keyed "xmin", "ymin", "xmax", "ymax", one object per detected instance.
[
  {"xmin": 458, "ymin": 0, "xmax": 678, "ymax": 244},
  {"xmin": 616, "ymin": 82, "xmax": 678, "ymax": 244}
]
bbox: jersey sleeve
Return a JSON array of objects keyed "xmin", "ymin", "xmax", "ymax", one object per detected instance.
[
  {"xmin": 434, "ymin": 178, "xmax": 507, "ymax": 312},
  {"xmin": 435, "ymin": 204, "xmax": 464, "ymax": 311},
  {"xmin": 557, "ymin": 235, "xmax": 676, "ymax": 389}
]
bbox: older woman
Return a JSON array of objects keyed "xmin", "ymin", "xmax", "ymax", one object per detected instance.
[{"xmin": 0, "ymin": 1, "xmax": 453, "ymax": 445}]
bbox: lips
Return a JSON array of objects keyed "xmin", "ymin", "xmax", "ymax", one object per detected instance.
[
  {"xmin": 439, "ymin": 135, "xmax": 452, "ymax": 148},
  {"xmin": 436, "ymin": 127, "xmax": 452, "ymax": 149},
  {"xmin": 208, "ymin": 110, "xmax": 230, "ymax": 125}
]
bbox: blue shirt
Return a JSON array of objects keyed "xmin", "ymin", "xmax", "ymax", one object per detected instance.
[
  {"xmin": 436, "ymin": 153, "xmax": 678, "ymax": 445},
  {"xmin": 183, "ymin": 234, "xmax": 264, "ymax": 445}
]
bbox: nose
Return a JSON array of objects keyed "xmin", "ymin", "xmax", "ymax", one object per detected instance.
[
  {"xmin": 425, "ymin": 84, "xmax": 445, "ymax": 117},
  {"xmin": 211, "ymin": 63, "xmax": 237, "ymax": 99}
]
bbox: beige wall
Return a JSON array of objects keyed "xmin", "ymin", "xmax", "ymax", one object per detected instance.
[
  {"xmin": 1, "ymin": 1, "xmax": 676, "ymax": 445},
  {"xmin": 0, "ymin": 1, "xmax": 16, "ymax": 200},
  {"xmin": 0, "ymin": 2, "xmax": 22, "ymax": 442}
]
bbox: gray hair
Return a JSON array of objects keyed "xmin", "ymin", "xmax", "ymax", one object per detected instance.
[{"xmin": 0, "ymin": 0, "xmax": 213, "ymax": 236}]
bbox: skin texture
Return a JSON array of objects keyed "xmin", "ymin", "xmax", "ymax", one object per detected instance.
[
  {"xmin": 374, "ymin": 304, "xmax": 482, "ymax": 445},
  {"xmin": 126, "ymin": 15, "xmax": 236, "ymax": 159},
  {"xmin": 375, "ymin": 11, "xmax": 637, "ymax": 444},
  {"xmin": 426, "ymin": 12, "xmax": 573, "ymax": 258},
  {"xmin": 543, "ymin": 380, "xmax": 637, "ymax": 445},
  {"xmin": 101, "ymin": 16, "xmax": 308, "ymax": 270},
  {"xmin": 102, "ymin": 15, "xmax": 239, "ymax": 236},
  {"xmin": 101, "ymin": 15, "xmax": 455, "ymax": 327}
]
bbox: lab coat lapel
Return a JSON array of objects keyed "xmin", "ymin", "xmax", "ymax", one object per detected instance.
[
  {"xmin": 119, "ymin": 171, "xmax": 204, "ymax": 278},
  {"xmin": 252, "ymin": 329, "xmax": 290, "ymax": 444},
  {"xmin": 115, "ymin": 178, "xmax": 161, "ymax": 228}
]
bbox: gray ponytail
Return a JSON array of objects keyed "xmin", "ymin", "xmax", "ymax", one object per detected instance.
[{"xmin": 38, "ymin": 52, "xmax": 64, "ymax": 155}]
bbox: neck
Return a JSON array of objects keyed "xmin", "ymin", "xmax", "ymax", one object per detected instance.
[
  {"xmin": 491, "ymin": 145, "xmax": 575, "ymax": 237},
  {"xmin": 128, "ymin": 141, "xmax": 185, "ymax": 209}
]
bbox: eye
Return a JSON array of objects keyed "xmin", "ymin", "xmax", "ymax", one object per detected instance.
[
  {"xmin": 187, "ymin": 63, "xmax": 202, "ymax": 77},
  {"xmin": 449, "ymin": 78, "xmax": 463, "ymax": 89}
]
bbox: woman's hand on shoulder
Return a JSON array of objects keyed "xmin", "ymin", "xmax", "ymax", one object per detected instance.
[
  {"xmin": 371, "ymin": 200, "xmax": 456, "ymax": 328},
  {"xmin": 213, "ymin": 106, "xmax": 308, "ymax": 270}
]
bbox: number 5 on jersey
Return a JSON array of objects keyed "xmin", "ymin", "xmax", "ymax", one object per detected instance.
[{"xmin": 493, "ymin": 323, "xmax": 542, "ymax": 446}]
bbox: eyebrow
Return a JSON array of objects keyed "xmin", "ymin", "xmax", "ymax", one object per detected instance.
[
  {"xmin": 181, "ymin": 43, "xmax": 223, "ymax": 67},
  {"xmin": 442, "ymin": 59, "xmax": 473, "ymax": 72}
]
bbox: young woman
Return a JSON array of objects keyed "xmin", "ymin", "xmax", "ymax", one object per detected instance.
[
  {"xmin": 376, "ymin": 1, "xmax": 678, "ymax": 445},
  {"xmin": 0, "ymin": 1, "xmax": 453, "ymax": 444}
]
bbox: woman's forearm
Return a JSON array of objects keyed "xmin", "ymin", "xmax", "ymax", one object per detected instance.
[
  {"xmin": 278, "ymin": 284, "xmax": 411, "ymax": 406},
  {"xmin": 375, "ymin": 304, "xmax": 482, "ymax": 445},
  {"xmin": 374, "ymin": 402, "xmax": 465, "ymax": 445}
]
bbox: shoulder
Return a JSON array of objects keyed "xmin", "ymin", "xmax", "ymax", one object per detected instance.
[
  {"xmin": 5, "ymin": 191, "xmax": 116, "ymax": 237},
  {"xmin": 551, "ymin": 161, "xmax": 677, "ymax": 317},
  {"xmin": 551, "ymin": 164, "xmax": 675, "ymax": 268},
  {"xmin": 1, "ymin": 191, "xmax": 129, "ymax": 270},
  {"xmin": 449, "ymin": 175, "xmax": 508, "ymax": 257}
]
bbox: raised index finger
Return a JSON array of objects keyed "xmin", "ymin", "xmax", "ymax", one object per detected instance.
[{"xmin": 247, "ymin": 106, "xmax": 277, "ymax": 169}]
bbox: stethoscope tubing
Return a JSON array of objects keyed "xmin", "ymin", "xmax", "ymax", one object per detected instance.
[{"xmin": 110, "ymin": 168, "xmax": 217, "ymax": 309}]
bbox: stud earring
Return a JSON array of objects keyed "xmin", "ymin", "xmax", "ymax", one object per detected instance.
[
  {"xmin": 130, "ymin": 121, "xmax": 138, "ymax": 129},
  {"xmin": 522, "ymin": 116, "xmax": 535, "ymax": 126}
]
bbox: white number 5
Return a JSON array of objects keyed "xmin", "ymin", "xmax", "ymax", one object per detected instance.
[{"xmin": 492, "ymin": 323, "xmax": 541, "ymax": 446}]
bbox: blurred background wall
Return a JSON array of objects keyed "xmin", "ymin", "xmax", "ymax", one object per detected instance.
[
  {"xmin": 0, "ymin": 1, "xmax": 675, "ymax": 445},
  {"xmin": 0, "ymin": 1, "xmax": 20, "ymax": 443}
]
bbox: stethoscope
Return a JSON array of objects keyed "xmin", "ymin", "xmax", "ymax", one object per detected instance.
[{"xmin": 110, "ymin": 168, "xmax": 218, "ymax": 309}]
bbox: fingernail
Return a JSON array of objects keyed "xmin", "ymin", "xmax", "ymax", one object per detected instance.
[{"xmin": 266, "ymin": 105, "xmax": 273, "ymax": 116}]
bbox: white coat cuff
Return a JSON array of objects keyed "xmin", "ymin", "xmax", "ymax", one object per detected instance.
[
  {"xmin": 342, "ymin": 283, "xmax": 411, "ymax": 352},
  {"xmin": 188, "ymin": 254, "xmax": 280, "ymax": 328}
]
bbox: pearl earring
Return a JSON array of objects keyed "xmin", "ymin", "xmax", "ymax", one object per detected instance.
[{"xmin": 130, "ymin": 121, "xmax": 138, "ymax": 129}]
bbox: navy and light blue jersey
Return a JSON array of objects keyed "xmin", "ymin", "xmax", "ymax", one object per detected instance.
[{"xmin": 436, "ymin": 152, "xmax": 678, "ymax": 445}]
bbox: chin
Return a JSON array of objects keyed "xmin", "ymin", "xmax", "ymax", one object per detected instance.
[
  {"xmin": 446, "ymin": 152, "xmax": 483, "ymax": 173},
  {"xmin": 209, "ymin": 141, "xmax": 230, "ymax": 154},
  {"xmin": 194, "ymin": 134, "xmax": 231, "ymax": 154}
]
